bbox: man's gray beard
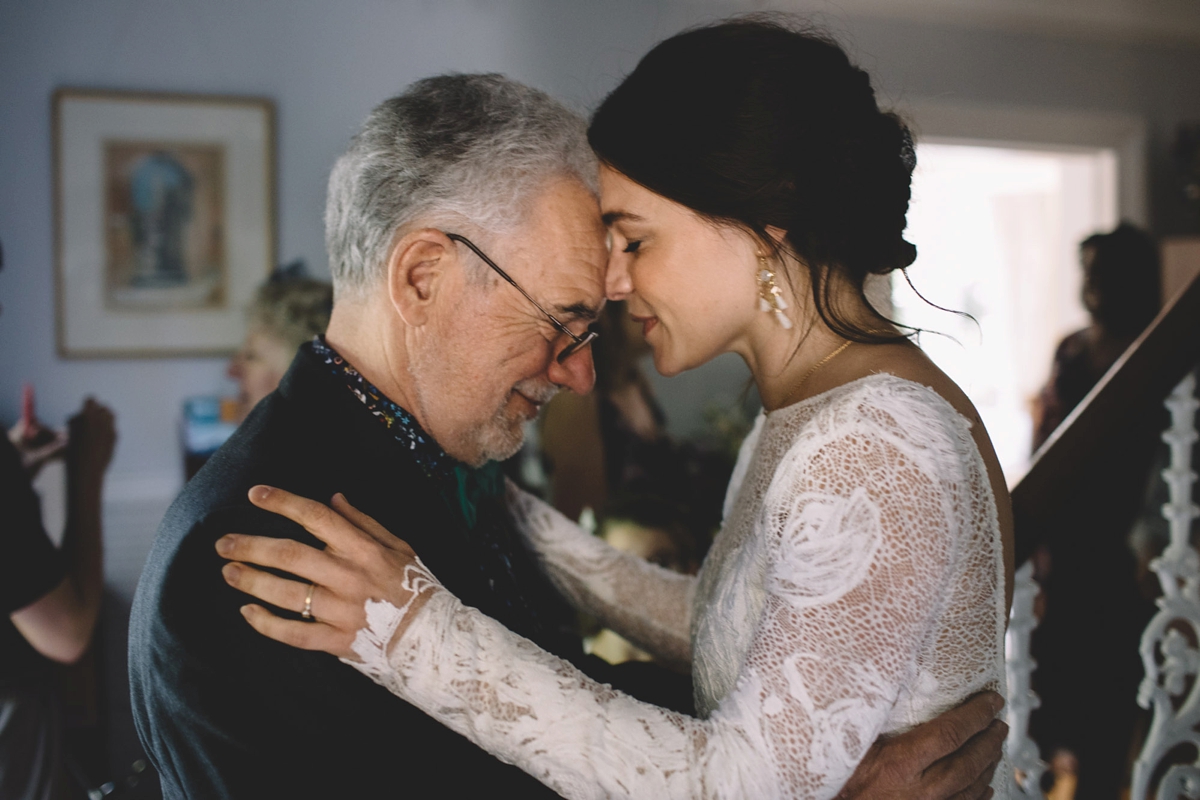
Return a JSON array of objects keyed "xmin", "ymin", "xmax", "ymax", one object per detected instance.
[
  {"xmin": 407, "ymin": 351, "xmax": 557, "ymax": 467},
  {"xmin": 471, "ymin": 378, "xmax": 559, "ymax": 466}
]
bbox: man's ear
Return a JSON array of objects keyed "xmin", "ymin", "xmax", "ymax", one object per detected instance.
[{"xmin": 385, "ymin": 229, "xmax": 454, "ymax": 327}]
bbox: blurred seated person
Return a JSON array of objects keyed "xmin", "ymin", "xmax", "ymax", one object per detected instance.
[
  {"xmin": 3, "ymin": 394, "xmax": 115, "ymax": 800},
  {"xmin": 227, "ymin": 263, "xmax": 334, "ymax": 421},
  {"xmin": 540, "ymin": 300, "xmax": 732, "ymax": 537},
  {"xmin": 1032, "ymin": 222, "xmax": 1161, "ymax": 450},
  {"xmin": 539, "ymin": 300, "xmax": 665, "ymax": 521}
]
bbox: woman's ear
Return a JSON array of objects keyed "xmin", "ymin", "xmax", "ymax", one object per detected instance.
[
  {"xmin": 385, "ymin": 229, "xmax": 454, "ymax": 327},
  {"xmin": 763, "ymin": 225, "xmax": 789, "ymax": 252}
]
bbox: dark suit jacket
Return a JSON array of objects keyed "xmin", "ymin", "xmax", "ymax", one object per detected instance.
[{"xmin": 128, "ymin": 348, "xmax": 568, "ymax": 799}]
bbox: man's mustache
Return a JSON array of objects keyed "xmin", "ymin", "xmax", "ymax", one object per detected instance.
[{"xmin": 513, "ymin": 380, "xmax": 559, "ymax": 406}]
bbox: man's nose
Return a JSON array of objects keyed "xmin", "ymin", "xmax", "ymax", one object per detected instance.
[
  {"xmin": 605, "ymin": 255, "xmax": 632, "ymax": 301},
  {"xmin": 547, "ymin": 343, "xmax": 596, "ymax": 395},
  {"xmin": 226, "ymin": 357, "xmax": 243, "ymax": 380}
]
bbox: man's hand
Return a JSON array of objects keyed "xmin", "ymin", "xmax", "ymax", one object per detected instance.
[{"xmin": 836, "ymin": 692, "xmax": 1008, "ymax": 800}]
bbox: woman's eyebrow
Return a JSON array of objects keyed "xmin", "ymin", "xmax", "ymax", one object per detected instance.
[{"xmin": 601, "ymin": 210, "xmax": 645, "ymax": 226}]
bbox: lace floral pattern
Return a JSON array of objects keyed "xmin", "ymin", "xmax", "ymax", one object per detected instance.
[{"xmin": 343, "ymin": 374, "xmax": 1010, "ymax": 799}]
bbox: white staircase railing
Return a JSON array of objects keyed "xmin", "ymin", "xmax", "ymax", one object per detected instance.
[
  {"xmin": 1004, "ymin": 372, "xmax": 1199, "ymax": 799},
  {"xmin": 1132, "ymin": 371, "xmax": 1200, "ymax": 800},
  {"xmin": 1007, "ymin": 560, "xmax": 1048, "ymax": 798}
]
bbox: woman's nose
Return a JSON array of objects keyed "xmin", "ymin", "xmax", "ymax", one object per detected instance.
[{"xmin": 605, "ymin": 254, "xmax": 633, "ymax": 301}]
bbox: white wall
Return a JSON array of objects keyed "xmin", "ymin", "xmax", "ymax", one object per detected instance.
[{"xmin": 2, "ymin": 0, "xmax": 1200, "ymax": 786}]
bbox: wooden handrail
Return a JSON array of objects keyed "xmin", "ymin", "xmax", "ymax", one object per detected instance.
[{"xmin": 1011, "ymin": 267, "xmax": 1200, "ymax": 564}]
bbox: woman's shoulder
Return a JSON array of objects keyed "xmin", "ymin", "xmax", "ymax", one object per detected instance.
[
  {"xmin": 779, "ymin": 341, "xmax": 979, "ymax": 429},
  {"xmin": 842, "ymin": 372, "xmax": 972, "ymax": 432},
  {"xmin": 767, "ymin": 369, "xmax": 979, "ymax": 487},
  {"xmin": 774, "ymin": 371, "xmax": 972, "ymax": 444}
]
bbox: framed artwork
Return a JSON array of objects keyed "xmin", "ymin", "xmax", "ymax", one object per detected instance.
[{"xmin": 54, "ymin": 89, "xmax": 275, "ymax": 357}]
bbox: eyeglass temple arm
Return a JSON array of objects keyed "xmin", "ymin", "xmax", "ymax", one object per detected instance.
[{"xmin": 444, "ymin": 233, "xmax": 578, "ymax": 340}]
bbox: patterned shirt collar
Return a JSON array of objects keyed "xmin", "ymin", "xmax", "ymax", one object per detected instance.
[{"xmin": 308, "ymin": 336, "xmax": 459, "ymax": 482}]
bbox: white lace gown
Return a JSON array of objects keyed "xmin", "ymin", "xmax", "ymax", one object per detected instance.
[{"xmin": 346, "ymin": 374, "xmax": 1011, "ymax": 799}]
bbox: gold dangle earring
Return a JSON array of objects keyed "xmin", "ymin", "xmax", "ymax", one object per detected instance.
[{"xmin": 757, "ymin": 252, "xmax": 793, "ymax": 330}]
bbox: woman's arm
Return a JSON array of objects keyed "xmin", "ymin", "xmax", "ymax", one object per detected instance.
[
  {"xmin": 337, "ymin": 428, "xmax": 961, "ymax": 799},
  {"xmin": 507, "ymin": 483, "xmax": 695, "ymax": 667}
]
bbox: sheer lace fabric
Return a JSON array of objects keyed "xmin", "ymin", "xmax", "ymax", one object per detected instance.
[{"xmin": 343, "ymin": 374, "xmax": 1009, "ymax": 799}]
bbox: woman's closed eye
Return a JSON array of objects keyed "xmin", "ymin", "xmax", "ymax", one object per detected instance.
[{"xmin": 622, "ymin": 239, "xmax": 642, "ymax": 254}]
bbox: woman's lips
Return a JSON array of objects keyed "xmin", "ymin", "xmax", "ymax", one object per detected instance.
[{"xmin": 630, "ymin": 314, "xmax": 658, "ymax": 337}]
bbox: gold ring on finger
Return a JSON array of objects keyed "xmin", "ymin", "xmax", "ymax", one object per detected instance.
[{"xmin": 302, "ymin": 582, "xmax": 316, "ymax": 622}]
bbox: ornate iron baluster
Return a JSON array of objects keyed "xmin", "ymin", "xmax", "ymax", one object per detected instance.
[
  {"xmin": 1133, "ymin": 372, "xmax": 1200, "ymax": 799},
  {"xmin": 1008, "ymin": 560, "xmax": 1048, "ymax": 798}
]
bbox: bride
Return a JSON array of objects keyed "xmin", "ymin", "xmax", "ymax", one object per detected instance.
[{"xmin": 216, "ymin": 18, "xmax": 1014, "ymax": 799}]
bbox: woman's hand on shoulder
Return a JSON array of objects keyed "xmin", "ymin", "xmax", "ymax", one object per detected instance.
[{"xmin": 216, "ymin": 486, "xmax": 439, "ymax": 661}]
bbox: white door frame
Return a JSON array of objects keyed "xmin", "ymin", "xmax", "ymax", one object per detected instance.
[{"xmin": 899, "ymin": 98, "xmax": 1148, "ymax": 226}]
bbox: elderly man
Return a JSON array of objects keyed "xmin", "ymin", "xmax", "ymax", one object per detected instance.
[{"xmin": 129, "ymin": 74, "xmax": 1003, "ymax": 799}]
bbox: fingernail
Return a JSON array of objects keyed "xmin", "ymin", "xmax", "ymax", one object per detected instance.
[
  {"xmin": 250, "ymin": 485, "xmax": 271, "ymax": 502},
  {"xmin": 215, "ymin": 535, "xmax": 235, "ymax": 556},
  {"xmin": 239, "ymin": 605, "xmax": 252, "ymax": 618},
  {"xmin": 991, "ymin": 694, "xmax": 1005, "ymax": 714},
  {"xmin": 223, "ymin": 563, "xmax": 242, "ymax": 581}
]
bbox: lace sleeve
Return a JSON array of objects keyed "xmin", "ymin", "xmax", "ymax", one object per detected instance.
[
  {"xmin": 343, "ymin": 402, "xmax": 974, "ymax": 799},
  {"xmin": 506, "ymin": 484, "xmax": 695, "ymax": 666}
]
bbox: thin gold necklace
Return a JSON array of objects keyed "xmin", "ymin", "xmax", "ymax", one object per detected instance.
[{"xmin": 779, "ymin": 339, "xmax": 854, "ymax": 408}]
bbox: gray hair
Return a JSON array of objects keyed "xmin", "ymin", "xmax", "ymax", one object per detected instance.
[{"xmin": 325, "ymin": 73, "xmax": 598, "ymax": 298}]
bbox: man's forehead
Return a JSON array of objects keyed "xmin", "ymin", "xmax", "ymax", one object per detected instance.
[
  {"xmin": 541, "ymin": 242, "xmax": 606, "ymax": 321},
  {"xmin": 532, "ymin": 182, "xmax": 605, "ymax": 262}
]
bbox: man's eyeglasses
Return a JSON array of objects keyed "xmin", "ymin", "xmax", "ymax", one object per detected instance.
[{"xmin": 445, "ymin": 233, "xmax": 598, "ymax": 364}]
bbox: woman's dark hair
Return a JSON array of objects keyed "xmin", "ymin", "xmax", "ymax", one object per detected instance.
[
  {"xmin": 1080, "ymin": 222, "xmax": 1161, "ymax": 338},
  {"xmin": 588, "ymin": 16, "xmax": 916, "ymax": 343}
]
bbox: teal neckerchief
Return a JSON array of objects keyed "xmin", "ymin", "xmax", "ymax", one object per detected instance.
[{"xmin": 451, "ymin": 460, "xmax": 506, "ymax": 529}]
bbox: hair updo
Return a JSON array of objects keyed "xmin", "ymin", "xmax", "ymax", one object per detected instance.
[{"xmin": 588, "ymin": 16, "xmax": 916, "ymax": 342}]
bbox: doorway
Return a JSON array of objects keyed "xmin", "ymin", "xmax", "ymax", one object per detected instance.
[{"xmin": 892, "ymin": 141, "xmax": 1119, "ymax": 481}]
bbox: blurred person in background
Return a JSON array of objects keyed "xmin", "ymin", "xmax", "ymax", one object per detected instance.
[
  {"xmin": 1032, "ymin": 222, "xmax": 1161, "ymax": 449},
  {"xmin": 3, "ymin": 395, "xmax": 115, "ymax": 800},
  {"xmin": 540, "ymin": 300, "xmax": 666, "ymax": 522},
  {"xmin": 185, "ymin": 265, "xmax": 333, "ymax": 481},
  {"xmin": 540, "ymin": 299, "xmax": 732, "ymax": 549},
  {"xmin": 227, "ymin": 264, "xmax": 333, "ymax": 421},
  {"xmin": 1029, "ymin": 222, "xmax": 1163, "ymax": 799}
]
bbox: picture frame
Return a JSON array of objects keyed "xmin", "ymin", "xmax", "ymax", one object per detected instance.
[{"xmin": 54, "ymin": 88, "xmax": 275, "ymax": 358}]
